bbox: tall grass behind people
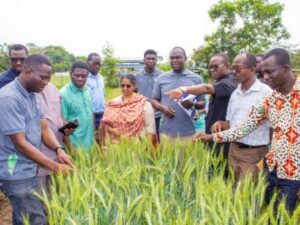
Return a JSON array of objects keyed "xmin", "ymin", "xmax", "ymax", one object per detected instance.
[{"xmin": 100, "ymin": 74, "xmax": 157, "ymax": 148}]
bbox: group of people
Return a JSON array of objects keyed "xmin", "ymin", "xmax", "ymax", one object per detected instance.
[{"xmin": 0, "ymin": 43, "xmax": 299, "ymax": 225}]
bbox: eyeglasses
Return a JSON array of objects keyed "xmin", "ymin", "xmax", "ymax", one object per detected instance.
[
  {"xmin": 121, "ymin": 84, "xmax": 132, "ymax": 88},
  {"xmin": 10, "ymin": 57, "xmax": 25, "ymax": 63},
  {"xmin": 231, "ymin": 65, "xmax": 249, "ymax": 73},
  {"xmin": 209, "ymin": 64, "xmax": 224, "ymax": 70}
]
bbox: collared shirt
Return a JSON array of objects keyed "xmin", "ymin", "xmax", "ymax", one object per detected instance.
[
  {"xmin": 36, "ymin": 83, "xmax": 64, "ymax": 176},
  {"xmin": 86, "ymin": 73, "xmax": 105, "ymax": 113},
  {"xmin": 152, "ymin": 69, "xmax": 204, "ymax": 137},
  {"xmin": 205, "ymin": 73, "xmax": 237, "ymax": 134},
  {"xmin": 214, "ymin": 81, "xmax": 300, "ymax": 180},
  {"xmin": 60, "ymin": 82, "xmax": 94, "ymax": 150},
  {"xmin": 226, "ymin": 79, "xmax": 272, "ymax": 146},
  {"xmin": 136, "ymin": 68, "xmax": 163, "ymax": 118},
  {"xmin": 0, "ymin": 79, "xmax": 44, "ymax": 180},
  {"xmin": 0, "ymin": 68, "xmax": 20, "ymax": 89}
]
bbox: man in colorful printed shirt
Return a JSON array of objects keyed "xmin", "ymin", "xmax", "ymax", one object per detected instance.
[
  {"xmin": 197, "ymin": 48, "xmax": 300, "ymax": 213},
  {"xmin": 60, "ymin": 61, "xmax": 95, "ymax": 151}
]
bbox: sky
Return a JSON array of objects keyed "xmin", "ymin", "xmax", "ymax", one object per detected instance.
[{"xmin": 0, "ymin": 0, "xmax": 299, "ymax": 60}]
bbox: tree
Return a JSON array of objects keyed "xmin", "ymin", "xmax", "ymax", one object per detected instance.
[
  {"xmin": 192, "ymin": 0, "xmax": 290, "ymax": 65},
  {"xmin": 0, "ymin": 43, "xmax": 9, "ymax": 72},
  {"xmin": 44, "ymin": 45, "xmax": 76, "ymax": 72},
  {"xmin": 100, "ymin": 43, "xmax": 120, "ymax": 88},
  {"xmin": 26, "ymin": 43, "xmax": 44, "ymax": 55}
]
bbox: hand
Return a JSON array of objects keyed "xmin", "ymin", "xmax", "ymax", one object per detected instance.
[
  {"xmin": 180, "ymin": 100, "xmax": 194, "ymax": 109},
  {"xmin": 162, "ymin": 106, "xmax": 175, "ymax": 118},
  {"xmin": 57, "ymin": 148, "xmax": 75, "ymax": 169},
  {"xmin": 192, "ymin": 132, "xmax": 213, "ymax": 143},
  {"xmin": 55, "ymin": 163, "xmax": 74, "ymax": 175},
  {"xmin": 211, "ymin": 121, "xmax": 223, "ymax": 133},
  {"xmin": 64, "ymin": 128, "xmax": 75, "ymax": 136},
  {"xmin": 164, "ymin": 88, "xmax": 184, "ymax": 101}
]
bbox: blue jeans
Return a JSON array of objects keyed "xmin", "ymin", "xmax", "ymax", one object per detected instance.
[
  {"xmin": 95, "ymin": 112, "xmax": 104, "ymax": 129},
  {"xmin": 265, "ymin": 170, "xmax": 300, "ymax": 214},
  {"xmin": 0, "ymin": 177, "xmax": 47, "ymax": 225}
]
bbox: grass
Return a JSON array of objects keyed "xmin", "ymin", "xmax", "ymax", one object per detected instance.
[{"xmin": 36, "ymin": 139, "xmax": 300, "ymax": 225}]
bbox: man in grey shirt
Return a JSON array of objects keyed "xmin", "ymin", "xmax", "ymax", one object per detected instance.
[
  {"xmin": 152, "ymin": 47, "xmax": 205, "ymax": 139},
  {"xmin": 0, "ymin": 54, "xmax": 74, "ymax": 225},
  {"xmin": 136, "ymin": 49, "xmax": 162, "ymax": 136}
]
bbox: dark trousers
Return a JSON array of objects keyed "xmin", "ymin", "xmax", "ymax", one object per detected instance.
[
  {"xmin": 0, "ymin": 177, "xmax": 47, "ymax": 225},
  {"xmin": 265, "ymin": 170, "xmax": 300, "ymax": 214},
  {"xmin": 94, "ymin": 112, "xmax": 104, "ymax": 129},
  {"xmin": 155, "ymin": 117, "xmax": 161, "ymax": 141}
]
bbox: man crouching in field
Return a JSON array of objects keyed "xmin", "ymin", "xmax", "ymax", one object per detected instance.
[{"xmin": 0, "ymin": 54, "xmax": 74, "ymax": 225}]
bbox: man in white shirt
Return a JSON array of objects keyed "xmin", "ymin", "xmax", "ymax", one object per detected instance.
[{"xmin": 211, "ymin": 53, "xmax": 272, "ymax": 179}]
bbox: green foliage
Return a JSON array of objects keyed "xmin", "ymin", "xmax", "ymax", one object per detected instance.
[
  {"xmin": 0, "ymin": 43, "xmax": 9, "ymax": 72},
  {"xmin": 44, "ymin": 45, "xmax": 76, "ymax": 72},
  {"xmin": 51, "ymin": 75, "xmax": 70, "ymax": 90},
  {"xmin": 157, "ymin": 62, "xmax": 171, "ymax": 72},
  {"xmin": 192, "ymin": 0, "xmax": 290, "ymax": 65},
  {"xmin": 100, "ymin": 43, "xmax": 120, "ymax": 88},
  {"xmin": 26, "ymin": 43, "xmax": 44, "ymax": 54},
  {"xmin": 290, "ymin": 48, "xmax": 300, "ymax": 70},
  {"xmin": 37, "ymin": 140, "xmax": 300, "ymax": 225}
]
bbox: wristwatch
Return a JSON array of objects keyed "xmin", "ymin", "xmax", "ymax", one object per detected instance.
[
  {"xmin": 54, "ymin": 146, "xmax": 65, "ymax": 152},
  {"xmin": 179, "ymin": 86, "xmax": 188, "ymax": 94}
]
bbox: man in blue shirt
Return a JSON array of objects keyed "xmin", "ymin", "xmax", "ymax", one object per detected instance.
[
  {"xmin": 86, "ymin": 53, "xmax": 106, "ymax": 132},
  {"xmin": 0, "ymin": 44, "xmax": 28, "ymax": 89},
  {"xmin": 152, "ymin": 47, "xmax": 205, "ymax": 139},
  {"xmin": 136, "ymin": 49, "xmax": 163, "ymax": 136},
  {"xmin": 0, "ymin": 54, "xmax": 74, "ymax": 225}
]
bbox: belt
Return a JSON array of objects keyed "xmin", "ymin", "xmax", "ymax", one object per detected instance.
[{"xmin": 235, "ymin": 142, "xmax": 267, "ymax": 149}]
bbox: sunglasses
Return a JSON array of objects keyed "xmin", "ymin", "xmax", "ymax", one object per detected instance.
[
  {"xmin": 231, "ymin": 65, "xmax": 249, "ymax": 73},
  {"xmin": 209, "ymin": 64, "xmax": 224, "ymax": 70},
  {"xmin": 121, "ymin": 84, "xmax": 132, "ymax": 88},
  {"xmin": 10, "ymin": 57, "xmax": 25, "ymax": 63}
]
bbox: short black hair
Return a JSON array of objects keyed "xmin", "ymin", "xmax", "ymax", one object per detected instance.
[
  {"xmin": 243, "ymin": 53, "xmax": 257, "ymax": 68},
  {"xmin": 213, "ymin": 53, "xmax": 229, "ymax": 65},
  {"xmin": 263, "ymin": 48, "xmax": 291, "ymax": 67},
  {"xmin": 9, "ymin": 44, "xmax": 28, "ymax": 56},
  {"xmin": 171, "ymin": 46, "xmax": 187, "ymax": 59},
  {"xmin": 87, "ymin": 52, "xmax": 100, "ymax": 61},
  {"xmin": 144, "ymin": 49, "xmax": 157, "ymax": 58},
  {"xmin": 22, "ymin": 54, "xmax": 51, "ymax": 71},
  {"xmin": 71, "ymin": 61, "xmax": 89, "ymax": 73}
]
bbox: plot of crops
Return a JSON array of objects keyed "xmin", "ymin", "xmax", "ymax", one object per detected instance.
[{"xmin": 40, "ymin": 139, "xmax": 300, "ymax": 225}]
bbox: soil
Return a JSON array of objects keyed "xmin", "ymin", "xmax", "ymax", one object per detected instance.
[{"xmin": 0, "ymin": 192, "xmax": 12, "ymax": 225}]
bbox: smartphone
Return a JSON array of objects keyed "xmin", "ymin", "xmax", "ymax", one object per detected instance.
[{"xmin": 58, "ymin": 121, "xmax": 78, "ymax": 134}]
